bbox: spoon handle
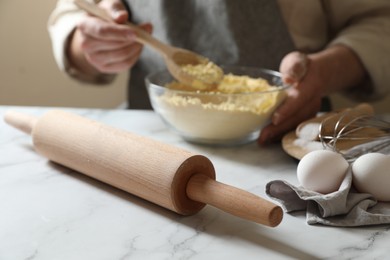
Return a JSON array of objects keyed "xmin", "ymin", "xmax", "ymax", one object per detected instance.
[{"xmin": 74, "ymin": 0, "xmax": 174, "ymax": 57}]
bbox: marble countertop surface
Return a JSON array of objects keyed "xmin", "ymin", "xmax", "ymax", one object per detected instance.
[{"xmin": 1, "ymin": 106, "xmax": 389, "ymax": 260}]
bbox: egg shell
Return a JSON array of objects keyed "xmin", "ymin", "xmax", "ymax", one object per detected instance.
[
  {"xmin": 352, "ymin": 153, "xmax": 390, "ymax": 202},
  {"xmin": 297, "ymin": 150, "xmax": 349, "ymax": 194}
]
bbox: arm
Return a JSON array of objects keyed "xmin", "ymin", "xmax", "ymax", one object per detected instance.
[
  {"xmin": 327, "ymin": 0, "xmax": 390, "ymax": 101},
  {"xmin": 258, "ymin": 0, "xmax": 390, "ymax": 144}
]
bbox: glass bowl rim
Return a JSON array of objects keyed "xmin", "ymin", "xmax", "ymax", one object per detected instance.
[{"xmin": 145, "ymin": 65, "xmax": 291, "ymax": 96}]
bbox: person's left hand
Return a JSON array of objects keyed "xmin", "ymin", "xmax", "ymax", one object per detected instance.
[{"xmin": 257, "ymin": 51, "xmax": 325, "ymax": 145}]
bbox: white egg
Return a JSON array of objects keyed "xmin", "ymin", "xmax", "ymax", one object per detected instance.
[
  {"xmin": 352, "ymin": 153, "xmax": 390, "ymax": 202},
  {"xmin": 297, "ymin": 150, "xmax": 349, "ymax": 194}
]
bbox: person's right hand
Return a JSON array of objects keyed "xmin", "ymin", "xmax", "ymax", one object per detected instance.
[{"xmin": 68, "ymin": 0, "xmax": 152, "ymax": 75}]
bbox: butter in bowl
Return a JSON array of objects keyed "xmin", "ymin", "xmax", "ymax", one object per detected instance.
[{"xmin": 146, "ymin": 66, "xmax": 290, "ymax": 146}]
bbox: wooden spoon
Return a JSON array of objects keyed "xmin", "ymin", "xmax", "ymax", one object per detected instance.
[{"xmin": 74, "ymin": 0, "xmax": 223, "ymax": 90}]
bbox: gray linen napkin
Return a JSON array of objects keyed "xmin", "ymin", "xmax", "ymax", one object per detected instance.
[{"xmin": 266, "ymin": 169, "xmax": 390, "ymax": 226}]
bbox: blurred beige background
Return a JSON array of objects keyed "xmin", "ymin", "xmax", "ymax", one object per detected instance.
[
  {"xmin": 0, "ymin": 1, "xmax": 388, "ymax": 112},
  {"xmin": 0, "ymin": 1, "xmax": 127, "ymax": 109}
]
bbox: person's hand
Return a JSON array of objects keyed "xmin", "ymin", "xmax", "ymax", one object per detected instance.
[
  {"xmin": 257, "ymin": 51, "xmax": 324, "ymax": 145},
  {"xmin": 258, "ymin": 45, "xmax": 366, "ymax": 145},
  {"xmin": 68, "ymin": 0, "xmax": 152, "ymax": 76}
]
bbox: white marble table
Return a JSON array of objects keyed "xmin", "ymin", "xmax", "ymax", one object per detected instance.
[{"xmin": 1, "ymin": 106, "xmax": 389, "ymax": 260}]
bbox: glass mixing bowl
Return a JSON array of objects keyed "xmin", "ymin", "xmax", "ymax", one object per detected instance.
[{"xmin": 146, "ymin": 66, "xmax": 290, "ymax": 146}]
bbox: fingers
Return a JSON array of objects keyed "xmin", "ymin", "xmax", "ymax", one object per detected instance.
[
  {"xmin": 273, "ymin": 55, "xmax": 324, "ymax": 126},
  {"xmin": 76, "ymin": 18, "xmax": 153, "ymax": 74},
  {"xmin": 98, "ymin": 0, "xmax": 129, "ymax": 23},
  {"xmin": 96, "ymin": 23, "xmax": 152, "ymax": 72},
  {"xmin": 258, "ymin": 96, "xmax": 321, "ymax": 145},
  {"xmin": 258, "ymin": 53, "xmax": 325, "ymax": 145},
  {"xmin": 85, "ymin": 43, "xmax": 143, "ymax": 73},
  {"xmin": 272, "ymin": 86, "xmax": 312, "ymax": 125},
  {"xmin": 74, "ymin": 13, "xmax": 149, "ymax": 73},
  {"xmin": 69, "ymin": 0, "xmax": 153, "ymax": 74},
  {"xmin": 279, "ymin": 51, "xmax": 309, "ymax": 85},
  {"xmin": 78, "ymin": 16, "xmax": 135, "ymax": 42},
  {"xmin": 139, "ymin": 23, "xmax": 153, "ymax": 35}
]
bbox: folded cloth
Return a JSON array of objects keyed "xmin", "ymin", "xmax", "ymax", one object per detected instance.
[{"xmin": 266, "ymin": 169, "xmax": 390, "ymax": 226}]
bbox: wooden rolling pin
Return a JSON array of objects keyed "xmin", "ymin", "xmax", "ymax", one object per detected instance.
[{"xmin": 4, "ymin": 110, "xmax": 282, "ymax": 227}]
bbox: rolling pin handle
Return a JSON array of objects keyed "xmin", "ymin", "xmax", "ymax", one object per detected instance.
[
  {"xmin": 4, "ymin": 110, "xmax": 37, "ymax": 135},
  {"xmin": 186, "ymin": 174, "xmax": 283, "ymax": 227}
]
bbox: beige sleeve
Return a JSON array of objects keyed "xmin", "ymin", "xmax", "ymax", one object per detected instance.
[
  {"xmin": 326, "ymin": 0, "xmax": 390, "ymax": 101},
  {"xmin": 47, "ymin": 0, "xmax": 115, "ymax": 84}
]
